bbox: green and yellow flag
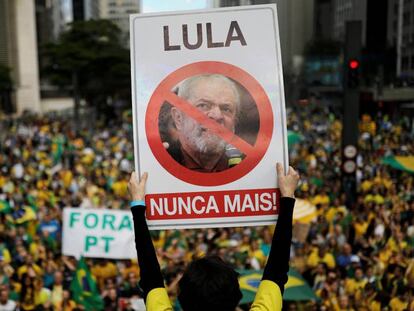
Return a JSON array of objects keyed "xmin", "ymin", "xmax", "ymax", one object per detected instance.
[
  {"xmin": 0, "ymin": 200, "xmax": 11, "ymax": 214},
  {"xmin": 12, "ymin": 206, "xmax": 36, "ymax": 225},
  {"xmin": 382, "ymin": 156, "xmax": 414, "ymax": 174},
  {"xmin": 70, "ymin": 257, "xmax": 104, "ymax": 311},
  {"xmin": 239, "ymin": 268, "xmax": 318, "ymax": 304}
]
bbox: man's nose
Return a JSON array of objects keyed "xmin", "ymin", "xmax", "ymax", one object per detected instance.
[{"xmin": 207, "ymin": 105, "xmax": 224, "ymax": 123}]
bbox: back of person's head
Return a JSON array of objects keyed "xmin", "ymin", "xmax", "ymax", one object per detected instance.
[{"xmin": 178, "ymin": 256, "xmax": 242, "ymax": 311}]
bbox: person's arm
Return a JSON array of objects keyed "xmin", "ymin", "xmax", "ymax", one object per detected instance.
[
  {"xmin": 262, "ymin": 163, "xmax": 299, "ymax": 294},
  {"xmin": 128, "ymin": 172, "xmax": 164, "ymax": 297}
]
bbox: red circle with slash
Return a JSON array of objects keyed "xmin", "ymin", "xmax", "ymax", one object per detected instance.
[{"xmin": 145, "ymin": 61, "xmax": 273, "ymax": 186}]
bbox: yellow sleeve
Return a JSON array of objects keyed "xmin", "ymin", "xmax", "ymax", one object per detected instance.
[
  {"xmin": 250, "ymin": 280, "xmax": 283, "ymax": 311},
  {"xmin": 2, "ymin": 248, "xmax": 11, "ymax": 264},
  {"xmin": 146, "ymin": 288, "xmax": 173, "ymax": 311}
]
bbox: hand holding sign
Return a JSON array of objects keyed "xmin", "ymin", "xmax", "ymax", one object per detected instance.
[
  {"xmin": 276, "ymin": 163, "xmax": 300, "ymax": 198},
  {"xmin": 131, "ymin": 5, "xmax": 288, "ymax": 229},
  {"xmin": 128, "ymin": 172, "xmax": 148, "ymax": 201}
]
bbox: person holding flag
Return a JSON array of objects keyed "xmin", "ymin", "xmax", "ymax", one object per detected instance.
[
  {"xmin": 128, "ymin": 162, "xmax": 299, "ymax": 310},
  {"xmin": 70, "ymin": 257, "xmax": 104, "ymax": 311}
]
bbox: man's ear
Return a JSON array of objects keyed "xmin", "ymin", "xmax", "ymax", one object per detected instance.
[{"xmin": 171, "ymin": 107, "xmax": 183, "ymax": 130}]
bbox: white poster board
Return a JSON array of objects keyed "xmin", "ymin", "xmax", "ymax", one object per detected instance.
[
  {"xmin": 130, "ymin": 4, "xmax": 288, "ymax": 229},
  {"xmin": 62, "ymin": 208, "xmax": 136, "ymax": 259}
]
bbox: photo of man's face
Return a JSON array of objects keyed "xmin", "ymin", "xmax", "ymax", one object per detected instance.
[
  {"xmin": 159, "ymin": 74, "xmax": 259, "ymax": 173},
  {"xmin": 172, "ymin": 75, "xmax": 238, "ymax": 156}
]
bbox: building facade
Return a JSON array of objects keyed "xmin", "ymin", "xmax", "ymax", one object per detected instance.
[
  {"xmin": 100, "ymin": 0, "xmax": 140, "ymax": 44},
  {"xmin": 0, "ymin": 0, "xmax": 41, "ymax": 113},
  {"xmin": 332, "ymin": 0, "xmax": 367, "ymax": 44},
  {"xmin": 214, "ymin": 0, "xmax": 315, "ymax": 73},
  {"xmin": 388, "ymin": 0, "xmax": 414, "ymax": 78},
  {"xmin": 73, "ymin": 0, "xmax": 100, "ymax": 21}
]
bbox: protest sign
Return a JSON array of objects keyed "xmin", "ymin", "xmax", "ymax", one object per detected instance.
[
  {"xmin": 62, "ymin": 208, "xmax": 135, "ymax": 259},
  {"xmin": 130, "ymin": 4, "xmax": 288, "ymax": 229}
]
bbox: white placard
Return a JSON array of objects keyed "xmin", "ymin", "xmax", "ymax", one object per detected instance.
[
  {"xmin": 62, "ymin": 208, "xmax": 136, "ymax": 259},
  {"xmin": 130, "ymin": 4, "xmax": 288, "ymax": 229}
]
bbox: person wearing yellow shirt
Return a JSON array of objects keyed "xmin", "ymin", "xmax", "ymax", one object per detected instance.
[
  {"xmin": 61, "ymin": 289, "xmax": 77, "ymax": 311},
  {"xmin": 336, "ymin": 294, "xmax": 355, "ymax": 311},
  {"xmin": 17, "ymin": 255, "xmax": 43, "ymax": 280},
  {"xmin": 51, "ymin": 271, "xmax": 64, "ymax": 310},
  {"xmin": 34, "ymin": 278, "xmax": 52, "ymax": 309},
  {"xmin": 364, "ymin": 189, "xmax": 384, "ymax": 205},
  {"xmin": 353, "ymin": 215, "xmax": 368, "ymax": 240},
  {"xmin": 358, "ymin": 283, "xmax": 381, "ymax": 311},
  {"xmin": 29, "ymin": 236, "xmax": 47, "ymax": 262},
  {"xmin": 0, "ymin": 245, "xmax": 11, "ymax": 265},
  {"xmin": 249, "ymin": 239, "xmax": 266, "ymax": 268},
  {"xmin": 91, "ymin": 259, "xmax": 118, "ymax": 290},
  {"xmin": 361, "ymin": 179, "xmax": 373, "ymax": 192},
  {"xmin": 311, "ymin": 191, "xmax": 330, "ymax": 206},
  {"xmin": 112, "ymin": 179, "xmax": 128, "ymax": 198},
  {"xmin": 121, "ymin": 260, "xmax": 140, "ymax": 281},
  {"xmin": 128, "ymin": 163, "xmax": 300, "ymax": 311},
  {"xmin": 325, "ymin": 199, "xmax": 346, "ymax": 224},
  {"xmin": 239, "ymin": 234, "xmax": 251, "ymax": 254},
  {"xmin": 389, "ymin": 295, "xmax": 409, "ymax": 311},
  {"xmin": 306, "ymin": 245, "xmax": 336, "ymax": 270},
  {"xmin": 345, "ymin": 268, "xmax": 367, "ymax": 296}
]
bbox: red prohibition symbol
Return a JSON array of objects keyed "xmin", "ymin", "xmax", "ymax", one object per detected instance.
[{"xmin": 145, "ymin": 61, "xmax": 274, "ymax": 186}]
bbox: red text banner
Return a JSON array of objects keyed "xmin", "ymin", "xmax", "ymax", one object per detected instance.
[{"xmin": 146, "ymin": 188, "xmax": 280, "ymax": 220}]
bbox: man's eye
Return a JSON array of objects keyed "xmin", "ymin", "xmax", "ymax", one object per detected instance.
[
  {"xmin": 221, "ymin": 106, "xmax": 233, "ymax": 113},
  {"xmin": 197, "ymin": 103, "xmax": 209, "ymax": 110}
]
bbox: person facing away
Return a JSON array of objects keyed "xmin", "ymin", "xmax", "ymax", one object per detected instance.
[
  {"xmin": 128, "ymin": 163, "xmax": 299, "ymax": 311},
  {"xmin": 168, "ymin": 74, "xmax": 242, "ymax": 172}
]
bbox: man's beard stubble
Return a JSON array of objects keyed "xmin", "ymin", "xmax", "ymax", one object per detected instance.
[{"xmin": 182, "ymin": 120, "xmax": 229, "ymax": 156}]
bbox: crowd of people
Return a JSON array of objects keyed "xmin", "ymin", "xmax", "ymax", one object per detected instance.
[{"xmin": 0, "ymin": 103, "xmax": 413, "ymax": 310}]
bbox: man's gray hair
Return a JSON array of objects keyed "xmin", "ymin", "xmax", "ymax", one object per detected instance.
[{"xmin": 174, "ymin": 74, "xmax": 241, "ymax": 115}]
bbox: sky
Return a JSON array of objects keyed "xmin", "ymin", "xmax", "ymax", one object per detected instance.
[{"xmin": 141, "ymin": 0, "xmax": 210, "ymax": 13}]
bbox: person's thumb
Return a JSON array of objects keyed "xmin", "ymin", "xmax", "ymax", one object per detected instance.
[{"xmin": 276, "ymin": 162, "xmax": 284, "ymax": 176}]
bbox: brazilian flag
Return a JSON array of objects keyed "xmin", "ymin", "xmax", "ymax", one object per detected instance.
[
  {"xmin": 382, "ymin": 156, "xmax": 414, "ymax": 174},
  {"xmin": 238, "ymin": 268, "xmax": 318, "ymax": 304},
  {"xmin": 11, "ymin": 206, "xmax": 36, "ymax": 224},
  {"xmin": 0, "ymin": 200, "xmax": 11, "ymax": 214},
  {"xmin": 26, "ymin": 195, "xmax": 38, "ymax": 212},
  {"xmin": 70, "ymin": 258, "xmax": 104, "ymax": 311}
]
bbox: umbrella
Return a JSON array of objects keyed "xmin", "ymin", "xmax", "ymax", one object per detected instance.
[
  {"xmin": 382, "ymin": 156, "xmax": 414, "ymax": 174},
  {"xmin": 293, "ymin": 199, "xmax": 317, "ymax": 224},
  {"xmin": 239, "ymin": 268, "xmax": 318, "ymax": 305}
]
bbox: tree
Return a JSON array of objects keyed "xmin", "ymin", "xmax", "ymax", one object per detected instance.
[{"xmin": 41, "ymin": 20, "xmax": 131, "ymax": 122}]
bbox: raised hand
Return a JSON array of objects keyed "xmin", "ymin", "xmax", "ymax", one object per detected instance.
[
  {"xmin": 276, "ymin": 162, "xmax": 300, "ymax": 198},
  {"xmin": 128, "ymin": 171, "xmax": 148, "ymax": 201}
]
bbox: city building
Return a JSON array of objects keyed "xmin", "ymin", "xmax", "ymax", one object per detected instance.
[
  {"xmin": 36, "ymin": 0, "xmax": 73, "ymax": 43},
  {"xmin": 0, "ymin": 0, "xmax": 41, "ymax": 113},
  {"xmin": 388, "ymin": 0, "xmax": 414, "ymax": 78},
  {"xmin": 214, "ymin": 0, "xmax": 315, "ymax": 74},
  {"xmin": 100, "ymin": 0, "xmax": 140, "ymax": 44},
  {"xmin": 73, "ymin": 0, "xmax": 100, "ymax": 21}
]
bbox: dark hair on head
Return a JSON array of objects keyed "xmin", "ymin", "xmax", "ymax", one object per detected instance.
[{"xmin": 178, "ymin": 256, "xmax": 242, "ymax": 311}]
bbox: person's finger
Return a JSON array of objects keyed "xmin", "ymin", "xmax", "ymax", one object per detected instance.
[
  {"xmin": 276, "ymin": 162, "xmax": 284, "ymax": 176},
  {"xmin": 295, "ymin": 170, "xmax": 300, "ymax": 179},
  {"xmin": 139, "ymin": 172, "xmax": 148, "ymax": 186}
]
